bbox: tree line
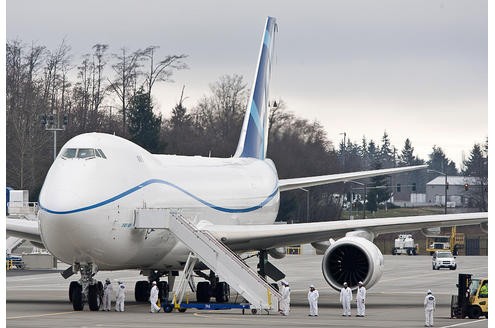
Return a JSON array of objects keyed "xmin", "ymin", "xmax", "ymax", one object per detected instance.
[{"xmin": 6, "ymin": 39, "xmax": 488, "ymax": 220}]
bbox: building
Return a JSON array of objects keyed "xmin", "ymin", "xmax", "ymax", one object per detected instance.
[{"xmin": 426, "ymin": 176, "xmax": 481, "ymax": 207}]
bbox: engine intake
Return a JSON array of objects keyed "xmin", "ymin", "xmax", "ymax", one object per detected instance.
[{"xmin": 322, "ymin": 236, "xmax": 384, "ymax": 291}]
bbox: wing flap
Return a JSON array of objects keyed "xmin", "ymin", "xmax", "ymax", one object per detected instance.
[
  {"xmin": 204, "ymin": 212, "xmax": 487, "ymax": 251},
  {"xmin": 279, "ymin": 165, "xmax": 427, "ymax": 191}
]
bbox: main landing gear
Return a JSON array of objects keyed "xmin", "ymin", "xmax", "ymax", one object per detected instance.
[
  {"xmin": 134, "ymin": 270, "xmax": 177, "ymax": 304},
  {"xmin": 68, "ymin": 263, "xmax": 103, "ymax": 311}
]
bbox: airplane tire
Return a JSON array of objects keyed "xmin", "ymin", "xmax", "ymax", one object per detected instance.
[
  {"xmin": 468, "ymin": 306, "xmax": 482, "ymax": 319},
  {"xmin": 135, "ymin": 281, "xmax": 150, "ymax": 302},
  {"xmin": 88, "ymin": 284, "xmax": 101, "ymax": 311},
  {"xmin": 215, "ymin": 282, "xmax": 230, "ymax": 303},
  {"xmin": 196, "ymin": 282, "xmax": 210, "ymax": 303},
  {"xmin": 71, "ymin": 283, "xmax": 84, "ymax": 311},
  {"xmin": 157, "ymin": 281, "xmax": 169, "ymax": 303},
  {"xmin": 69, "ymin": 281, "xmax": 79, "ymax": 303}
]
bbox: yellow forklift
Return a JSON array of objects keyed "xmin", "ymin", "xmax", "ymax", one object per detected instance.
[{"xmin": 451, "ymin": 273, "xmax": 488, "ymax": 319}]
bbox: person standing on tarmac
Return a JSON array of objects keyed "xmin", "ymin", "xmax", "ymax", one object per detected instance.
[
  {"xmin": 115, "ymin": 281, "xmax": 126, "ymax": 312},
  {"xmin": 424, "ymin": 289, "xmax": 436, "ymax": 327},
  {"xmin": 150, "ymin": 281, "xmax": 161, "ymax": 313},
  {"xmin": 356, "ymin": 281, "xmax": 366, "ymax": 317},
  {"xmin": 102, "ymin": 278, "xmax": 113, "ymax": 311},
  {"xmin": 340, "ymin": 282, "xmax": 352, "ymax": 316},
  {"xmin": 307, "ymin": 284, "xmax": 319, "ymax": 316},
  {"xmin": 279, "ymin": 280, "xmax": 290, "ymax": 316}
]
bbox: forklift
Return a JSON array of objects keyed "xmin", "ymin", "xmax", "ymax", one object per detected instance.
[{"xmin": 451, "ymin": 273, "xmax": 488, "ymax": 319}]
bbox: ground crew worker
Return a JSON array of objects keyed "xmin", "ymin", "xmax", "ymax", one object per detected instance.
[
  {"xmin": 307, "ymin": 284, "xmax": 319, "ymax": 316},
  {"xmin": 424, "ymin": 289, "xmax": 436, "ymax": 327},
  {"xmin": 115, "ymin": 281, "xmax": 126, "ymax": 312},
  {"xmin": 150, "ymin": 281, "xmax": 161, "ymax": 313},
  {"xmin": 479, "ymin": 282, "xmax": 488, "ymax": 298},
  {"xmin": 102, "ymin": 278, "xmax": 113, "ymax": 311},
  {"xmin": 340, "ymin": 282, "xmax": 352, "ymax": 316},
  {"xmin": 356, "ymin": 281, "xmax": 366, "ymax": 317},
  {"xmin": 279, "ymin": 280, "xmax": 290, "ymax": 316}
]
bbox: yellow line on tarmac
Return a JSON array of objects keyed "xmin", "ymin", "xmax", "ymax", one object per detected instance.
[{"xmin": 7, "ymin": 311, "xmax": 77, "ymax": 320}]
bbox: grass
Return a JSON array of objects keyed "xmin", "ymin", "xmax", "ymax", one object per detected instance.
[{"xmin": 347, "ymin": 206, "xmax": 446, "ymax": 220}]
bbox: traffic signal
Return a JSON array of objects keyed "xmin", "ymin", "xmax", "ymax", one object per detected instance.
[
  {"xmin": 48, "ymin": 114, "xmax": 54, "ymax": 126},
  {"xmin": 396, "ymin": 184, "xmax": 401, "ymax": 192},
  {"xmin": 412, "ymin": 183, "xmax": 416, "ymax": 192},
  {"xmin": 40, "ymin": 114, "xmax": 47, "ymax": 127},
  {"xmin": 63, "ymin": 114, "xmax": 68, "ymax": 126},
  {"xmin": 464, "ymin": 183, "xmax": 469, "ymax": 191}
]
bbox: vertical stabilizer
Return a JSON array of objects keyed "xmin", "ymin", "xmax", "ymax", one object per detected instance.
[{"xmin": 234, "ymin": 17, "xmax": 277, "ymax": 159}]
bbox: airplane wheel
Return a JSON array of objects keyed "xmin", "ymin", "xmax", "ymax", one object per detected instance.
[
  {"xmin": 69, "ymin": 281, "xmax": 79, "ymax": 303},
  {"xmin": 71, "ymin": 283, "xmax": 84, "ymax": 311},
  {"xmin": 135, "ymin": 281, "xmax": 150, "ymax": 302},
  {"xmin": 468, "ymin": 306, "xmax": 482, "ymax": 319},
  {"xmin": 196, "ymin": 281, "xmax": 210, "ymax": 303},
  {"xmin": 88, "ymin": 283, "xmax": 102, "ymax": 311},
  {"xmin": 215, "ymin": 282, "xmax": 230, "ymax": 303},
  {"xmin": 157, "ymin": 281, "xmax": 169, "ymax": 303}
]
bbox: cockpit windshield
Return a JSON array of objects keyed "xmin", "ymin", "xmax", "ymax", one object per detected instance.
[{"xmin": 61, "ymin": 148, "xmax": 107, "ymax": 160}]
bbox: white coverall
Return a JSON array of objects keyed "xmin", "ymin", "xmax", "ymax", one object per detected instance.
[
  {"xmin": 340, "ymin": 286, "xmax": 352, "ymax": 316},
  {"xmin": 102, "ymin": 281, "xmax": 113, "ymax": 311},
  {"xmin": 115, "ymin": 282, "xmax": 126, "ymax": 312},
  {"xmin": 307, "ymin": 289, "xmax": 319, "ymax": 316},
  {"xmin": 150, "ymin": 285, "xmax": 161, "ymax": 313},
  {"xmin": 356, "ymin": 286, "xmax": 366, "ymax": 316},
  {"xmin": 279, "ymin": 285, "xmax": 291, "ymax": 316},
  {"xmin": 424, "ymin": 293, "xmax": 436, "ymax": 327}
]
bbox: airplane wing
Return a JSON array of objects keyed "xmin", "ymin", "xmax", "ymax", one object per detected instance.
[
  {"xmin": 6, "ymin": 218, "xmax": 44, "ymax": 246},
  {"xmin": 203, "ymin": 212, "xmax": 488, "ymax": 251},
  {"xmin": 278, "ymin": 164, "xmax": 427, "ymax": 191}
]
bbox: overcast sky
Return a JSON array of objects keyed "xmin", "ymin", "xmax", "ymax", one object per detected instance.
[{"xmin": 6, "ymin": 0, "xmax": 488, "ymax": 168}]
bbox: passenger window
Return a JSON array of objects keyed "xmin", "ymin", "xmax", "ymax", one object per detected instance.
[{"xmin": 77, "ymin": 148, "xmax": 95, "ymax": 159}]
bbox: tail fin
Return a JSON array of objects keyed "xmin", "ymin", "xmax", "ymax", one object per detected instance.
[{"xmin": 234, "ymin": 17, "xmax": 277, "ymax": 159}]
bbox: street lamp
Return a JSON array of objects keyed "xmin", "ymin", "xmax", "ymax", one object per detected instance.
[
  {"xmin": 299, "ymin": 188, "xmax": 310, "ymax": 223},
  {"xmin": 41, "ymin": 112, "xmax": 68, "ymax": 161},
  {"xmin": 346, "ymin": 181, "xmax": 366, "ymax": 219},
  {"xmin": 427, "ymin": 169, "xmax": 448, "ymax": 214}
]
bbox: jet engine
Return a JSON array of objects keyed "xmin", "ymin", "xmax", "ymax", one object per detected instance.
[{"xmin": 321, "ymin": 236, "xmax": 384, "ymax": 291}]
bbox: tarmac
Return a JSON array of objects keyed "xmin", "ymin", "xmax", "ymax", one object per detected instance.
[{"xmin": 6, "ymin": 254, "xmax": 488, "ymax": 328}]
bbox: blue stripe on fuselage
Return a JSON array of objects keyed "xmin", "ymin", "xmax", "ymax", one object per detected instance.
[{"xmin": 39, "ymin": 179, "xmax": 279, "ymax": 215}]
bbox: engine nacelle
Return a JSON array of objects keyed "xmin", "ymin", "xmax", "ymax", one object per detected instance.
[
  {"xmin": 322, "ymin": 236, "xmax": 384, "ymax": 291},
  {"xmin": 268, "ymin": 247, "xmax": 287, "ymax": 259}
]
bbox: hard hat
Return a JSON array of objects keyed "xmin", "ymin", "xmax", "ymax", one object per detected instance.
[
  {"xmin": 310, "ymin": 284, "xmax": 315, "ymax": 288},
  {"xmin": 105, "ymin": 278, "xmax": 110, "ymax": 282},
  {"xmin": 358, "ymin": 281, "xmax": 363, "ymax": 285},
  {"xmin": 427, "ymin": 289, "xmax": 432, "ymax": 294},
  {"xmin": 152, "ymin": 281, "xmax": 157, "ymax": 285},
  {"xmin": 343, "ymin": 282, "xmax": 348, "ymax": 286},
  {"xmin": 281, "ymin": 280, "xmax": 288, "ymax": 286}
]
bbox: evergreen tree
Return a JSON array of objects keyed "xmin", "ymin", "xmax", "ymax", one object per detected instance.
[
  {"xmin": 127, "ymin": 88, "xmax": 162, "ymax": 153},
  {"xmin": 379, "ymin": 131, "xmax": 395, "ymax": 168},
  {"xmin": 427, "ymin": 146, "xmax": 457, "ymax": 175}
]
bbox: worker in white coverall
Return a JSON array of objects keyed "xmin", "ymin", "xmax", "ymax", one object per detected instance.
[
  {"xmin": 115, "ymin": 281, "xmax": 126, "ymax": 312},
  {"xmin": 424, "ymin": 289, "xmax": 436, "ymax": 327},
  {"xmin": 356, "ymin": 281, "xmax": 366, "ymax": 317},
  {"xmin": 102, "ymin": 278, "xmax": 113, "ymax": 311},
  {"xmin": 340, "ymin": 282, "xmax": 352, "ymax": 316},
  {"xmin": 150, "ymin": 281, "xmax": 161, "ymax": 313},
  {"xmin": 279, "ymin": 280, "xmax": 290, "ymax": 316},
  {"xmin": 307, "ymin": 284, "xmax": 319, "ymax": 316}
]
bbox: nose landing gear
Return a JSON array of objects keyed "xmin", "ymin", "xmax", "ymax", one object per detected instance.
[{"xmin": 68, "ymin": 263, "xmax": 102, "ymax": 311}]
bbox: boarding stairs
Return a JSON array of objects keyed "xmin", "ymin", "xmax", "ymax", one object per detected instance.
[
  {"xmin": 6, "ymin": 237, "xmax": 24, "ymax": 254},
  {"xmin": 134, "ymin": 208, "xmax": 281, "ymax": 312}
]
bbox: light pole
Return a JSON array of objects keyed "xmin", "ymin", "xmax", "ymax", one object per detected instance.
[
  {"xmin": 427, "ymin": 169, "xmax": 448, "ymax": 214},
  {"xmin": 299, "ymin": 188, "xmax": 310, "ymax": 223},
  {"xmin": 41, "ymin": 113, "xmax": 68, "ymax": 161}
]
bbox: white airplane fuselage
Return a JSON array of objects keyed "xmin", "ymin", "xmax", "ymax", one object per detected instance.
[{"xmin": 38, "ymin": 133, "xmax": 280, "ymax": 270}]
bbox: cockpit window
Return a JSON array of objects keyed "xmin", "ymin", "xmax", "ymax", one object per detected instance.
[
  {"xmin": 77, "ymin": 148, "xmax": 95, "ymax": 159},
  {"xmin": 60, "ymin": 148, "xmax": 107, "ymax": 160},
  {"xmin": 62, "ymin": 148, "xmax": 77, "ymax": 158}
]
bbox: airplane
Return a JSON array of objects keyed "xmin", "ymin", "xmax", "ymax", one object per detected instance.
[{"xmin": 7, "ymin": 16, "xmax": 488, "ymax": 311}]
